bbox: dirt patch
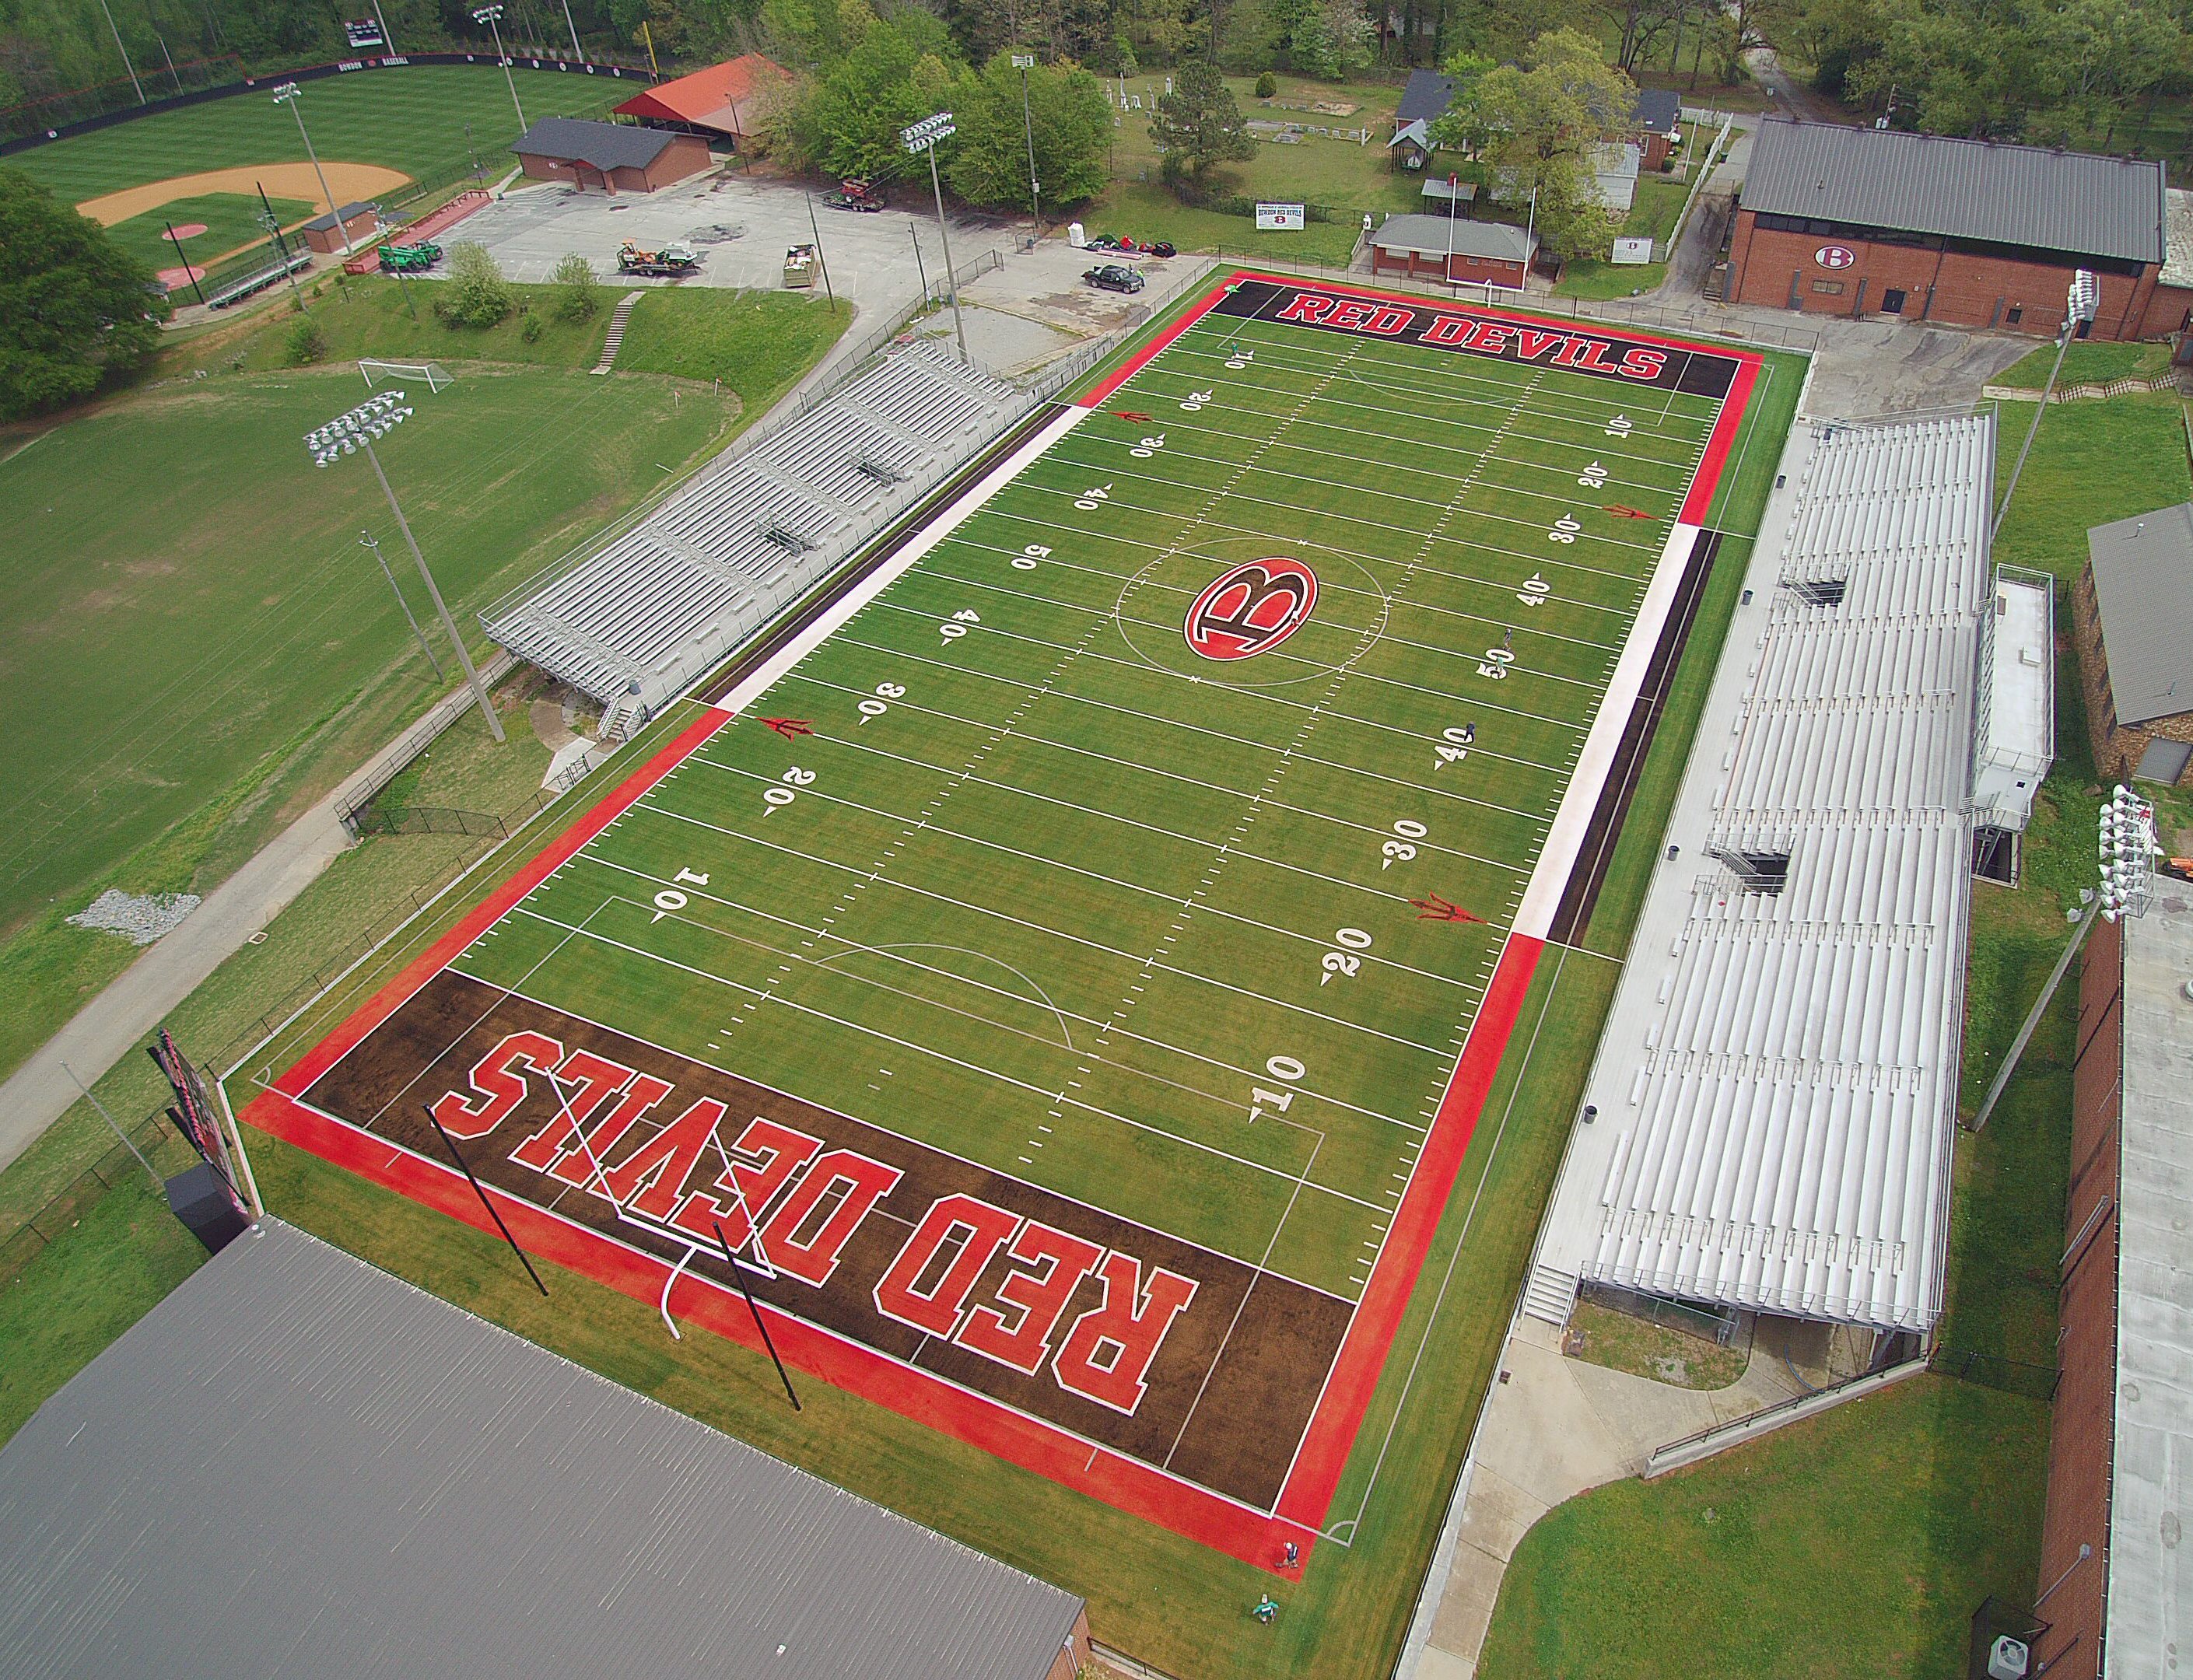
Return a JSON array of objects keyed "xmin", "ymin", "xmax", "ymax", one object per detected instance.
[{"xmin": 76, "ymin": 163, "xmax": 413, "ymax": 227}]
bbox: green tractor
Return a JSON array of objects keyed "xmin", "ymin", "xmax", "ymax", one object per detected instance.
[{"xmin": 380, "ymin": 241, "xmax": 442, "ymax": 274}]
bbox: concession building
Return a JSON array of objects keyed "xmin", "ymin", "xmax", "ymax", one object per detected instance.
[
  {"xmin": 510, "ymin": 116, "xmax": 713, "ymax": 194},
  {"xmin": 1726, "ymin": 118, "xmax": 2193, "ymax": 340}
]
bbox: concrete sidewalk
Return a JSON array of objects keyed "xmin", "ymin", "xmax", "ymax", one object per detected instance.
[{"xmin": 0, "ymin": 652, "xmax": 513, "ymax": 1177}]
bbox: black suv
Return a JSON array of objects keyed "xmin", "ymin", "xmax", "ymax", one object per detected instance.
[{"xmin": 1083, "ymin": 264, "xmax": 1146, "ymax": 294}]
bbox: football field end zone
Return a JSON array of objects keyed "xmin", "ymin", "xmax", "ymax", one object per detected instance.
[{"xmin": 244, "ymin": 281, "xmax": 1764, "ymax": 1574}]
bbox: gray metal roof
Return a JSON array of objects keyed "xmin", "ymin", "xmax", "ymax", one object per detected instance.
[
  {"xmin": 1372, "ymin": 212, "xmax": 1536, "ymax": 261},
  {"xmin": 1395, "ymin": 69, "xmax": 1456, "ymax": 124},
  {"xmin": 304, "ymin": 201, "xmax": 375, "ymax": 230},
  {"xmin": 2112, "ymin": 898, "xmax": 2193, "ymax": 1671},
  {"xmin": 512, "ymin": 115, "xmax": 678, "ymax": 170},
  {"xmin": 0, "ymin": 1218, "xmax": 1084, "ymax": 1680},
  {"xmin": 2086, "ymin": 502, "xmax": 2193, "ymax": 724},
  {"xmin": 1634, "ymin": 87, "xmax": 1681, "ymax": 134},
  {"xmin": 1743, "ymin": 117, "xmax": 2167, "ymax": 265}
]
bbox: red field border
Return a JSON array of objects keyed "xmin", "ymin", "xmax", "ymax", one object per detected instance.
[{"xmin": 245, "ymin": 277, "xmax": 1764, "ymax": 1577}]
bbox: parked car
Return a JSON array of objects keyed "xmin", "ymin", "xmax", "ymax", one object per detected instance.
[{"xmin": 1084, "ymin": 264, "xmax": 1146, "ymax": 294}]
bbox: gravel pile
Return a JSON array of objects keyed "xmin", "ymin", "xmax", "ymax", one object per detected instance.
[{"xmin": 67, "ymin": 889, "xmax": 202, "ymax": 946}]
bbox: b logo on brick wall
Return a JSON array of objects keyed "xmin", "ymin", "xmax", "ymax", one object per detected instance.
[
  {"xmin": 1185, "ymin": 558, "xmax": 1319, "ymax": 660},
  {"xmin": 1815, "ymin": 245, "xmax": 1855, "ymax": 271}
]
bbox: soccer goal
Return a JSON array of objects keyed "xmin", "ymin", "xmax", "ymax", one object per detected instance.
[{"xmin": 359, "ymin": 359, "xmax": 454, "ymax": 393}]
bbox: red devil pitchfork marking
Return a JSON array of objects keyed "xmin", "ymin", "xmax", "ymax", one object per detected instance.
[
  {"xmin": 762, "ymin": 718, "xmax": 814, "ymax": 738},
  {"xmin": 1410, "ymin": 892, "xmax": 1487, "ymax": 924},
  {"xmin": 1111, "ymin": 409, "xmax": 1152, "ymax": 423},
  {"xmin": 1603, "ymin": 504, "xmax": 1652, "ymax": 520}
]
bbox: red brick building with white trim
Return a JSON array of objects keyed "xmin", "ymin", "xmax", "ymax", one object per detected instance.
[{"xmin": 1725, "ymin": 119, "xmax": 2193, "ymax": 341}]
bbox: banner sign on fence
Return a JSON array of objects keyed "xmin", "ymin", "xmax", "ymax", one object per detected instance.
[{"xmin": 1256, "ymin": 202, "xmax": 1305, "ymax": 232}]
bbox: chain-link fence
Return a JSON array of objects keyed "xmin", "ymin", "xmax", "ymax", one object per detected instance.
[{"xmin": 0, "ymin": 1113, "xmax": 192, "ymax": 1288}]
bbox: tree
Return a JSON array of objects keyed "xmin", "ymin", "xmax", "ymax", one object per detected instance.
[
  {"xmin": 1445, "ymin": 28, "xmax": 1636, "ymax": 261},
  {"xmin": 1230, "ymin": 0, "xmax": 1373, "ymax": 78},
  {"xmin": 0, "ymin": 167, "xmax": 167, "ymax": 421},
  {"xmin": 946, "ymin": 52, "xmax": 1113, "ymax": 212},
  {"xmin": 772, "ymin": 5, "xmax": 962, "ymax": 179},
  {"xmin": 435, "ymin": 242, "xmax": 513, "ymax": 328},
  {"xmin": 552, "ymin": 252, "xmax": 603, "ymax": 320},
  {"xmin": 1149, "ymin": 58, "xmax": 1255, "ymax": 191}
]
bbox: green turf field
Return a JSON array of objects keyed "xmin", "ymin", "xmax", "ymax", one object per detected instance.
[
  {"xmin": 236, "ymin": 282, "xmax": 1802, "ymax": 1676},
  {"xmin": 453, "ymin": 318, "xmax": 1725, "ymax": 1295},
  {"xmin": 265, "ymin": 279, "xmax": 1791, "ymax": 1576},
  {"xmin": 9, "ymin": 65, "xmax": 625, "ymax": 205},
  {"xmin": 106, "ymin": 190, "xmax": 314, "ymax": 272}
]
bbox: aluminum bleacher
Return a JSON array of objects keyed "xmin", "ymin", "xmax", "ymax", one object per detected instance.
[
  {"xmin": 481, "ymin": 341, "xmax": 1023, "ymax": 733},
  {"xmin": 1525, "ymin": 410, "xmax": 1996, "ymax": 1335}
]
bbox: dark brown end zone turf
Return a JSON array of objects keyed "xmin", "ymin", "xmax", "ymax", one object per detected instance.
[{"xmin": 301, "ymin": 969, "xmax": 1352, "ymax": 1513}]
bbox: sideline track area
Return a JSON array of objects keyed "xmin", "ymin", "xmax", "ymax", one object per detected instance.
[{"xmin": 244, "ymin": 273, "xmax": 1760, "ymax": 1572}]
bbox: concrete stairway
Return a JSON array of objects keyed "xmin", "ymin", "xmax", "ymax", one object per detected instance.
[{"xmin": 591, "ymin": 290, "xmax": 646, "ymax": 375}]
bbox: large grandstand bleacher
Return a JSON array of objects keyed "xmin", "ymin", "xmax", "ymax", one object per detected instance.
[
  {"xmin": 1527, "ymin": 411, "xmax": 1997, "ymax": 1335},
  {"xmin": 481, "ymin": 341, "xmax": 1025, "ymax": 734}
]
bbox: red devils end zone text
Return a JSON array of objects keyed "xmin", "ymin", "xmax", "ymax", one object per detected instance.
[
  {"xmin": 1185, "ymin": 558, "xmax": 1319, "ymax": 660},
  {"xmin": 293, "ymin": 970, "xmax": 1354, "ymax": 1514},
  {"xmin": 1208, "ymin": 277, "xmax": 1741, "ymax": 401},
  {"xmin": 437, "ymin": 1024, "xmax": 1193, "ymax": 1412}
]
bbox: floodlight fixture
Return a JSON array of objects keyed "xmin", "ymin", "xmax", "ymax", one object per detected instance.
[
  {"xmin": 306, "ymin": 390, "xmax": 504, "ymax": 744},
  {"xmin": 2069, "ymin": 268, "xmax": 2100, "ymax": 327},
  {"xmin": 472, "ymin": 5, "xmax": 527, "ymax": 128},
  {"xmin": 900, "ymin": 111, "xmax": 970, "ymax": 365},
  {"xmin": 2097, "ymin": 784, "xmax": 2158, "ymax": 922}
]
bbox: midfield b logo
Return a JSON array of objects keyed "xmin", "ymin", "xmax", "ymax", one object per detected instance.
[{"xmin": 1184, "ymin": 558, "xmax": 1319, "ymax": 660}]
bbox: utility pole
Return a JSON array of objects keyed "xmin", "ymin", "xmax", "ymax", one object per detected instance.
[
  {"xmin": 257, "ymin": 180, "xmax": 308, "ymax": 312},
  {"xmin": 93, "ymin": 0, "xmax": 145, "ymax": 104},
  {"xmin": 901, "ymin": 112, "xmax": 969, "ymax": 365},
  {"xmin": 307, "ymin": 392, "xmax": 505, "ymax": 743},
  {"xmin": 362, "ymin": 530, "xmax": 444, "ymax": 678},
  {"xmin": 1012, "ymin": 53, "xmax": 1042, "ymax": 238},
  {"xmin": 804, "ymin": 194, "xmax": 836, "ymax": 308},
  {"xmin": 474, "ymin": 5, "xmax": 527, "ymax": 132},
  {"xmin": 1996, "ymin": 269, "xmax": 2100, "ymax": 539},
  {"xmin": 273, "ymin": 82, "xmax": 350, "ymax": 254}
]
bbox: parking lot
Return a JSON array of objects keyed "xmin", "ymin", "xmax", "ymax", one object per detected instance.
[{"xmin": 439, "ymin": 169, "xmax": 1202, "ymax": 376}]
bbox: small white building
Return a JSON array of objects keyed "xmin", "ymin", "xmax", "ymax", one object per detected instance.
[{"xmin": 1971, "ymin": 565, "xmax": 2055, "ymax": 849}]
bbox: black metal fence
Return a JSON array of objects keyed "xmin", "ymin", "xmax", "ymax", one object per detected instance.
[
  {"xmin": 1929, "ymin": 1345, "xmax": 2062, "ymax": 1402},
  {"xmin": 0, "ymin": 1113, "xmax": 189, "ymax": 1288},
  {"xmin": 352, "ymin": 802, "xmax": 531, "ymax": 837}
]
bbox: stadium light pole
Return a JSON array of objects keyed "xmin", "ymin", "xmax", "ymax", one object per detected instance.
[
  {"xmin": 361, "ymin": 530, "xmax": 445, "ymax": 680},
  {"xmin": 1011, "ymin": 53, "xmax": 1042, "ymax": 237},
  {"xmin": 272, "ymin": 83, "xmax": 351, "ymax": 255},
  {"xmin": 1995, "ymin": 268, "xmax": 2100, "ymax": 539},
  {"xmin": 93, "ymin": 0, "xmax": 145, "ymax": 105},
  {"xmin": 474, "ymin": 5, "xmax": 528, "ymax": 132},
  {"xmin": 307, "ymin": 393, "xmax": 506, "ymax": 742},
  {"xmin": 900, "ymin": 112, "xmax": 969, "ymax": 365},
  {"xmin": 554, "ymin": 0, "xmax": 585, "ymax": 62},
  {"xmin": 369, "ymin": 0, "xmax": 397, "ymax": 53}
]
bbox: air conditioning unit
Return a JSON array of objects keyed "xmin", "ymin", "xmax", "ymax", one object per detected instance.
[{"xmin": 1987, "ymin": 1633, "xmax": 2031, "ymax": 1680}]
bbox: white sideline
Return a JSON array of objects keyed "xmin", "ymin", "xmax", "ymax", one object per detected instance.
[
  {"xmin": 1512, "ymin": 520, "xmax": 1700, "ymax": 940},
  {"xmin": 709, "ymin": 404, "xmax": 1095, "ymax": 718}
]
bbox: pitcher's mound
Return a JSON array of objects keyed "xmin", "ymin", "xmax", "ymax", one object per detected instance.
[{"xmin": 168, "ymin": 221, "xmax": 209, "ymax": 239}]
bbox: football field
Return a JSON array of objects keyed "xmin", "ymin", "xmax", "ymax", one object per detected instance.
[{"xmin": 249, "ymin": 275, "xmax": 1762, "ymax": 1571}]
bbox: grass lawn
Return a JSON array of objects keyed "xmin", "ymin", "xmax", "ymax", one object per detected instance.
[
  {"xmin": 9, "ymin": 65, "xmax": 625, "ymax": 205},
  {"xmin": 1991, "ymin": 338, "xmax": 2176, "ymax": 391},
  {"xmin": 1477, "ymin": 1374, "xmax": 2050, "ymax": 1679},
  {"xmin": 0, "ymin": 1171, "xmax": 209, "ymax": 1445},
  {"xmin": 1564, "ymin": 1298, "xmax": 1747, "ymax": 1390},
  {"xmin": 107, "ymin": 190, "xmax": 314, "ymax": 273},
  {"xmin": 0, "ymin": 278, "xmax": 845, "ymax": 1087}
]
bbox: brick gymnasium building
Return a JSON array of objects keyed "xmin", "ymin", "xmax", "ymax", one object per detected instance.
[{"xmin": 1726, "ymin": 118, "xmax": 2193, "ymax": 340}]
